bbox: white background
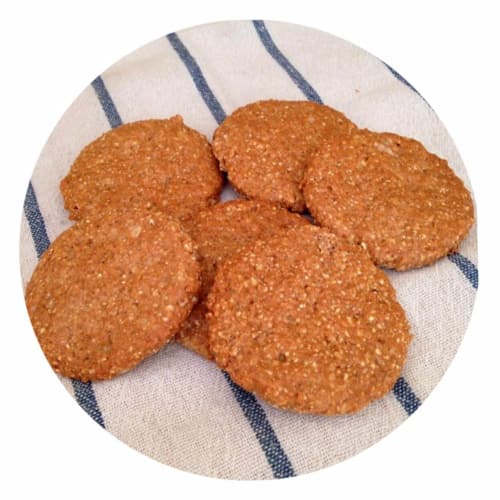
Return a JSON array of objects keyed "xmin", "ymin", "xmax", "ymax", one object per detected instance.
[{"xmin": 1, "ymin": 1, "xmax": 498, "ymax": 498}]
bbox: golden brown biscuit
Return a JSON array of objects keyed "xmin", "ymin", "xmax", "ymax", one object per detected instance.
[
  {"xmin": 25, "ymin": 208, "xmax": 201, "ymax": 381},
  {"xmin": 207, "ymin": 225, "xmax": 412, "ymax": 415},
  {"xmin": 61, "ymin": 117, "xmax": 223, "ymax": 221},
  {"xmin": 176, "ymin": 200, "xmax": 308, "ymax": 359},
  {"xmin": 212, "ymin": 100, "xmax": 355, "ymax": 212},
  {"xmin": 302, "ymin": 130, "xmax": 474, "ymax": 270}
]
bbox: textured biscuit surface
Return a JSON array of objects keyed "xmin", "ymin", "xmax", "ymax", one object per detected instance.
[
  {"xmin": 212, "ymin": 100, "xmax": 355, "ymax": 211},
  {"xmin": 61, "ymin": 117, "xmax": 223, "ymax": 221},
  {"xmin": 303, "ymin": 130, "xmax": 475, "ymax": 270},
  {"xmin": 25, "ymin": 208, "xmax": 201, "ymax": 381},
  {"xmin": 176, "ymin": 200, "xmax": 308, "ymax": 359},
  {"xmin": 208, "ymin": 225, "xmax": 412, "ymax": 415}
]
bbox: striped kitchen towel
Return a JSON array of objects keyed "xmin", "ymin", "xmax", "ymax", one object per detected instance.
[{"xmin": 20, "ymin": 20, "xmax": 478, "ymax": 480}]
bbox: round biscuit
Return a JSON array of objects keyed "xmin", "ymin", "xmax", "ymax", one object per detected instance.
[
  {"xmin": 212, "ymin": 100, "xmax": 355, "ymax": 212},
  {"xmin": 176, "ymin": 200, "xmax": 308, "ymax": 359},
  {"xmin": 60, "ymin": 116, "xmax": 223, "ymax": 221},
  {"xmin": 302, "ymin": 129, "xmax": 475, "ymax": 270},
  {"xmin": 25, "ymin": 208, "xmax": 201, "ymax": 381},
  {"xmin": 207, "ymin": 225, "xmax": 412, "ymax": 415}
]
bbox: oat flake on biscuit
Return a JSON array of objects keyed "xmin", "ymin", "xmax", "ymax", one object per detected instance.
[
  {"xmin": 25, "ymin": 208, "xmax": 201, "ymax": 381},
  {"xmin": 212, "ymin": 100, "xmax": 356, "ymax": 212},
  {"xmin": 207, "ymin": 225, "xmax": 412, "ymax": 415},
  {"xmin": 61, "ymin": 116, "xmax": 223, "ymax": 221},
  {"xmin": 176, "ymin": 199, "xmax": 309, "ymax": 359},
  {"xmin": 303, "ymin": 129, "xmax": 474, "ymax": 270}
]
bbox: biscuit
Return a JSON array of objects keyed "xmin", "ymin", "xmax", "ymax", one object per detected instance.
[
  {"xmin": 212, "ymin": 100, "xmax": 355, "ymax": 212},
  {"xmin": 60, "ymin": 116, "xmax": 223, "ymax": 221},
  {"xmin": 207, "ymin": 225, "xmax": 412, "ymax": 415},
  {"xmin": 302, "ymin": 130, "xmax": 474, "ymax": 270},
  {"xmin": 25, "ymin": 208, "xmax": 201, "ymax": 381},
  {"xmin": 176, "ymin": 200, "xmax": 308, "ymax": 359}
]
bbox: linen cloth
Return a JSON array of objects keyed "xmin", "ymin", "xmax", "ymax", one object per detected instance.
[{"xmin": 19, "ymin": 20, "xmax": 478, "ymax": 480}]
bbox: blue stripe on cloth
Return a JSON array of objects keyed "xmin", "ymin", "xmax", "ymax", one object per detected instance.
[
  {"xmin": 382, "ymin": 62, "xmax": 426, "ymax": 102},
  {"xmin": 223, "ymin": 373, "xmax": 295, "ymax": 478},
  {"xmin": 252, "ymin": 20, "xmax": 323, "ymax": 104},
  {"xmin": 164, "ymin": 32, "xmax": 294, "ymax": 477},
  {"xmin": 72, "ymin": 380, "xmax": 106, "ymax": 427},
  {"xmin": 252, "ymin": 20, "xmax": 425, "ymax": 417},
  {"xmin": 24, "ymin": 184, "xmax": 105, "ymax": 427},
  {"xmin": 24, "ymin": 182, "xmax": 51, "ymax": 258},
  {"xmin": 166, "ymin": 32, "xmax": 227, "ymax": 125},
  {"xmin": 392, "ymin": 377, "xmax": 421, "ymax": 415},
  {"xmin": 91, "ymin": 76, "xmax": 123, "ymax": 128},
  {"xmin": 448, "ymin": 253, "xmax": 479, "ymax": 289}
]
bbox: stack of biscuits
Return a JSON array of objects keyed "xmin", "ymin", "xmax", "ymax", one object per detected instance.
[{"xmin": 25, "ymin": 100, "xmax": 474, "ymax": 416}]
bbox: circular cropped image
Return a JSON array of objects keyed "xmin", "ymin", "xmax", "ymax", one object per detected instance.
[{"xmin": 20, "ymin": 20, "xmax": 477, "ymax": 480}]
